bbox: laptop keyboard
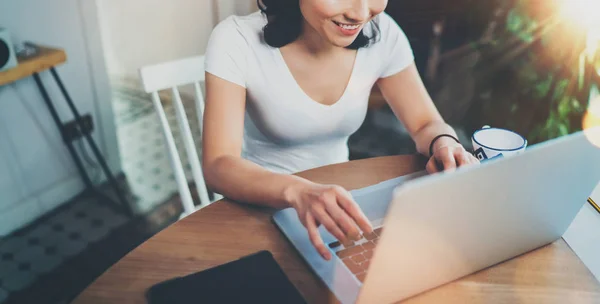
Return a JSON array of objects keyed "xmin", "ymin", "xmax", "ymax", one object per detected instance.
[{"xmin": 328, "ymin": 227, "xmax": 383, "ymax": 283}]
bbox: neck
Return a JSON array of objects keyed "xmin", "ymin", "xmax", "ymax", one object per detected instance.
[{"xmin": 295, "ymin": 21, "xmax": 339, "ymax": 57}]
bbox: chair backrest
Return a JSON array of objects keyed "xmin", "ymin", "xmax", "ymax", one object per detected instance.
[{"xmin": 139, "ymin": 55, "xmax": 220, "ymax": 217}]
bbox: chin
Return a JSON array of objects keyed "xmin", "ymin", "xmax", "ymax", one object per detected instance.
[{"xmin": 329, "ymin": 36, "xmax": 359, "ymax": 48}]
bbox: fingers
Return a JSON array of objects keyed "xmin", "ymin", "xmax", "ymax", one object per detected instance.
[
  {"xmin": 306, "ymin": 213, "xmax": 331, "ymax": 260},
  {"xmin": 334, "ymin": 187, "xmax": 373, "ymax": 235},
  {"xmin": 426, "ymin": 156, "xmax": 440, "ymax": 173},
  {"xmin": 431, "ymin": 146, "xmax": 480, "ymax": 173},
  {"xmin": 456, "ymin": 148, "xmax": 480, "ymax": 166},
  {"xmin": 455, "ymin": 149, "xmax": 471, "ymax": 166},
  {"xmin": 312, "ymin": 205, "xmax": 348, "ymax": 243},
  {"xmin": 300, "ymin": 185, "xmax": 374, "ymax": 260},
  {"xmin": 468, "ymin": 153, "xmax": 480, "ymax": 164},
  {"xmin": 325, "ymin": 202, "xmax": 361, "ymax": 241},
  {"xmin": 441, "ymin": 148, "xmax": 457, "ymax": 171}
]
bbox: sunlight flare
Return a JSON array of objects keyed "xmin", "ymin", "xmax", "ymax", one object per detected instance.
[{"xmin": 555, "ymin": 0, "xmax": 600, "ymax": 58}]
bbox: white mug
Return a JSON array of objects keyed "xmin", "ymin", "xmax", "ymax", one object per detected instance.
[{"xmin": 472, "ymin": 126, "xmax": 527, "ymax": 161}]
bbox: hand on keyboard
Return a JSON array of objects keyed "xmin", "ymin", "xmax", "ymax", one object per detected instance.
[{"xmin": 286, "ymin": 183, "xmax": 373, "ymax": 260}]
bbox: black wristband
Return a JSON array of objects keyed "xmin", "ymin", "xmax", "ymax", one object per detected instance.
[{"xmin": 429, "ymin": 134, "xmax": 460, "ymax": 157}]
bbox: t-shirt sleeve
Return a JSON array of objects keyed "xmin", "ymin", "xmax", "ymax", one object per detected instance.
[
  {"xmin": 378, "ymin": 12, "xmax": 415, "ymax": 78},
  {"xmin": 204, "ymin": 16, "xmax": 248, "ymax": 88}
]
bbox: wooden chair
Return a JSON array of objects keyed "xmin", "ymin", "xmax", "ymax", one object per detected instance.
[{"xmin": 139, "ymin": 56, "xmax": 222, "ymax": 218}]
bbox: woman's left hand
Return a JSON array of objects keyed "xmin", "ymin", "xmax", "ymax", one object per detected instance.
[{"xmin": 426, "ymin": 139, "xmax": 479, "ymax": 173}]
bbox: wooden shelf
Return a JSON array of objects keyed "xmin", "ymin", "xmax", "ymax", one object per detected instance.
[{"xmin": 0, "ymin": 45, "xmax": 66, "ymax": 86}]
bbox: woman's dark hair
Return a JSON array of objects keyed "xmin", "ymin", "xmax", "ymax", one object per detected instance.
[{"xmin": 257, "ymin": 0, "xmax": 380, "ymax": 50}]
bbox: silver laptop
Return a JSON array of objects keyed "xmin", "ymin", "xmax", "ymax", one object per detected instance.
[{"xmin": 273, "ymin": 128, "xmax": 600, "ymax": 304}]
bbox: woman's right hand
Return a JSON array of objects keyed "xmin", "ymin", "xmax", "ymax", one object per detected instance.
[{"xmin": 286, "ymin": 182, "xmax": 373, "ymax": 260}]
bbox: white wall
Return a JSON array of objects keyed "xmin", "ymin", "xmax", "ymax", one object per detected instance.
[
  {"xmin": 217, "ymin": 0, "xmax": 257, "ymax": 22},
  {"xmin": 0, "ymin": 0, "xmax": 120, "ymax": 236},
  {"xmin": 97, "ymin": 0, "xmax": 257, "ymax": 80}
]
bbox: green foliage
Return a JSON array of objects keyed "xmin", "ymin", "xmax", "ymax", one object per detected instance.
[
  {"xmin": 506, "ymin": 9, "xmax": 537, "ymax": 42},
  {"xmin": 473, "ymin": 0, "xmax": 599, "ymax": 144}
]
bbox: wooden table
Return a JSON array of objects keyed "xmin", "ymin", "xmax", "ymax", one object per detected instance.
[{"xmin": 73, "ymin": 155, "xmax": 600, "ymax": 303}]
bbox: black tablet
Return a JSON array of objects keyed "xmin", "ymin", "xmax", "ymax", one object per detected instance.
[{"xmin": 146, "ymin": 250, "xmax": 306, "ymax": 304}]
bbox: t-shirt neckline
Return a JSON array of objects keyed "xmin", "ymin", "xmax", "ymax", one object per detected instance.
[{"xmin": 272, "ymin": 46, "xmax": 363, "ymax": 109}]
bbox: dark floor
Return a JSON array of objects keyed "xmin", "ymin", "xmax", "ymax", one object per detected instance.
[{"xmin": 0, "ymin": 191, "xmax": 183, "ymax": 304}]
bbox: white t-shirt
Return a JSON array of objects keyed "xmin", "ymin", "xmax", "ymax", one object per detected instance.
[{"xmin": 205, "ymin": 11, "xmax": 414, "ymax": 174}]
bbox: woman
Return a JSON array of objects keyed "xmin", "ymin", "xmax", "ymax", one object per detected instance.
[{"xmin": 202, "ymin": 0, "xmax": 478, "ymax": 260}]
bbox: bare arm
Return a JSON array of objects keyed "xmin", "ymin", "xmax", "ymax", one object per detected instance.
[
  {"xmin": 377, "ymin": 64, "xmax": 478, "ymax": 172},
  {"xmin": 202, "ymin": 73, "xmax": 308, "ymax": 208},
  {"xmin": 202, "ymin": 73, "xmax": 372, "ymax": 259}
]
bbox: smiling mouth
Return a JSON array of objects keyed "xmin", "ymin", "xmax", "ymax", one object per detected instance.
[{"xmin": 333, "ymin": 21, "xmax": 362, "ymax": 30}]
